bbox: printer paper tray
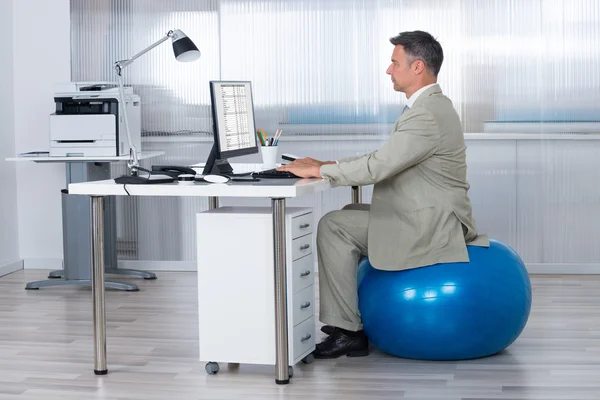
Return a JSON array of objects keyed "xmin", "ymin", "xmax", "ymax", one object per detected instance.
[
  {"xmin": 50, "ymin": 143, "xmax": 122, "ymax": 158},
  {"xmin": 50, "ymin": 114, "xmax": 116, "ymax": 141}
]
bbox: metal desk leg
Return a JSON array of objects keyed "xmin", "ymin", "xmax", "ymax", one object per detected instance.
[
  {"xmin": 208, "ymin": 196, "xmax": 219, "ymax": 210},
  {"xmin": 271, "ymin": 198, "xmax": 290, "ymax": 384},
  {"xmin": 103, "ymin": 268, "xmax": 156, "ymax": 280},
  {"xmin": 48, "ymin": 270, "xmax": 63, "ymax": 279},
  {"xmin": 25, "ymin": 279, "xmax": 138, "ymax": 291},
  {"xmin": 33, "ymin": 162, "xmax": 155, "ymax": 287},
  {"xmin": 91, "ymin": 196, "xmax": 107, "ymax": 375},
  {"xmin": 351, "ymin": 185, "xmax": 362, "ymax": 204}
]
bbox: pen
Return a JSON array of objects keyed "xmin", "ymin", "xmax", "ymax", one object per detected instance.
[
  {"xmin": 256, "ymin": 131, "xmax": 264, "ymax": 146},
  {"xmin": 274, "ymin": 129, "xmax": 283, "ymax": 146}
]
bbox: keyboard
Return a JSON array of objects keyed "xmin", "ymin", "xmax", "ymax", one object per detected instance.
[{"xmin": 252, "ymin": 168, "xmax": 300, "ymax": 179}]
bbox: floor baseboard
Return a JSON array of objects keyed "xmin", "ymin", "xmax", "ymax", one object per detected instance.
[
  {"xmin": 525, "ymin": 263, "xmax": 600, "ymax": 274},
  {"xmin": 0, "ymin": 260, "xmax": 24, "ymax": 277},
  {"xmin": 119, "ymin": 261, "xmax": 600, "ymax": 274},
  {"xmin": 118, "ymin": 260, "xmax": 196, "ymax": 272},
  {"xmin": 18, "ymin": 259, "xmax": 600, "ymax": 275},
  {"xmin": 23, "ymin": 258, "xmax": 63, "ymax": 270}
]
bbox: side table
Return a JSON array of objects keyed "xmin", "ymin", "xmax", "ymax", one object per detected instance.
[{"xmin": 6, "ymin": 151, "xmax": 164, "ymax": 291}]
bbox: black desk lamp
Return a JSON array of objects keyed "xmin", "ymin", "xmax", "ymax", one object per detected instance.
[{"xmin": 113, "ymin": 29, "xmax": 200, "ymax": 184}]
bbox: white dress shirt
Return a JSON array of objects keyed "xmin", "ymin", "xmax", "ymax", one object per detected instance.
[{"xmin": 405, "ymin": 83, "xmax": 438, "ymax": 109}]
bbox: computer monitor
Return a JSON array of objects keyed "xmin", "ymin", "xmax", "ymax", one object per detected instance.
[{"xmin": 202, "ymin": 81, "xmax": 258, "ymax": 175}]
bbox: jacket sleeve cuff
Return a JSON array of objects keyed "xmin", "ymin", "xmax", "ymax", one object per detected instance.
[{"xmin": 319, "ymin": 164, "xmax": 340, "ymax": 184}]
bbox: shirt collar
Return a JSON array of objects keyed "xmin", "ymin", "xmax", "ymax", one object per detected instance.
[{"xmin": 405, "ymin": 83, "xmax": 438, "ymax": 109}]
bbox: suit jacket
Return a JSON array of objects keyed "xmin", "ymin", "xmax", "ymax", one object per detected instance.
[{"xmin": 319, "ymin": 84, "xmax": 489, "ymax": 271}]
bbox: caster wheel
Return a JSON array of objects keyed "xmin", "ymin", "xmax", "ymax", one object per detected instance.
[
  {"xmin": 205, "ymin": 362, "xmax": 219, "ymax": 375},
  {"xmin": 301, "ymin": 353, "xmax": 314, "ymax": 364},
  {"xmin": 288, "ymin": 366, "xmax": 294, "ymax": 378}
]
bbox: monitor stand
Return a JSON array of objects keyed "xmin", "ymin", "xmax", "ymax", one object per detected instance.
[{"xmin": 202, "ymin": 144, "xmax": 234, "ymax": 176}]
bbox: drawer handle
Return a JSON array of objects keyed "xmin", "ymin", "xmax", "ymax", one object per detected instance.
[
  {"xmin": 301, "ymin": 333, "xmax": 312, "ymax": 342},
  {"xmin": 300, "ymin": 301, "xmax": 311, "ymax": 309},
  {"xmin": 299, "ymin": 223, "xmax": 310, "ymax": 229},
  {"xmin": 300, "ymin": 244, "xmax": 310, "ymax": 251},
  {"xmin": 300, "ymin": 270, "xmax": 311, "ymax": 277}
]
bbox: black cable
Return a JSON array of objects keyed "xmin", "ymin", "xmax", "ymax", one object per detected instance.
[{"xmin": 123, "ymin": 184, "xmax": 131, "ymax": 196}]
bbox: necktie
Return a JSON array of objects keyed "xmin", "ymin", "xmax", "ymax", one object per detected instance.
[{"xmin": 401, "ymin": 105, "xmax": 410, "ymax": 116}]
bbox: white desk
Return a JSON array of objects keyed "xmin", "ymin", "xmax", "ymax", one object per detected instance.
[
  {"xmin": 68, "ymin": 164, "xmax": 331, "ymax": 384},
  {"xmin": 5, "ymin": 151, "xmax": 164, "ymax": 163}
]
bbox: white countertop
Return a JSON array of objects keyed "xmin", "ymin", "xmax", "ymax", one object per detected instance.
[
  {"xmin": 68, "ymin": 163, "xmax": 330, "ymax": 198},
  {"xmin": 5, "ymin": 151, "xmax": 164, "ymax": 163},
  {"xmin": 68, "ymin": 178, "xmax": 330, "ymax": 198}
]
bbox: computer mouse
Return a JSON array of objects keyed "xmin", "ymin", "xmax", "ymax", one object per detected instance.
[{"xmin": 203, "ymin": 174, "xmax": 230, "ymax": 184}]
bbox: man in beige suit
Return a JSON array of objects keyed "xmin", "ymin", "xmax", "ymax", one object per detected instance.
[{"xmin": 278, "ymin": 30, "xmax": 489, "ymax": 359}]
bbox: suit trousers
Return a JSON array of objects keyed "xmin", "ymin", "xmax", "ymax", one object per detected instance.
[{"xmin": 317, "ymin": 203, "xmax": 370, "ymax": 332}]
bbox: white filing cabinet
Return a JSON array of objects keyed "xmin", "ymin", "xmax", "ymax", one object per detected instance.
[{"xmin": 196, "ymin": 206, "xmax": 316, "ymax": 373}]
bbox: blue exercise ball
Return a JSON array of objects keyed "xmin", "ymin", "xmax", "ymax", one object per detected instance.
[{"xmin": 358, "ymin": 239, "xmax": 531, "ymax": 361}]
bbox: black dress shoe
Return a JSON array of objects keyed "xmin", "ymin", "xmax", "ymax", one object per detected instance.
[
  {"xmin": 320, "ymin": 325, "xmax": 335, "ymax": 335},
  {"xmin": 313, "ymin": 328, "xmax": 369, "ymax": 359}
]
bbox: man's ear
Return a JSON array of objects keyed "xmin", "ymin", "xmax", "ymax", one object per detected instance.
[{"xmin": 412, "ymin": 59, "xmax": 426, "ymax": 75}]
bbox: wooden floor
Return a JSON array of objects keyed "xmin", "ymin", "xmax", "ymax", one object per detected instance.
[{"xmin": 1, "ymin": 270, "xmax": 599, "ymax": 400}]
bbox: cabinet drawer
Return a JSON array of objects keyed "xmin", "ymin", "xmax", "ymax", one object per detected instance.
[
  {"xmin": 291, "ymin": 254, "xmax": 314, "ymax": 293},
  {"xmin": 292, "ymin": 285, "xmax": 314, "ymax": 326},
  {"xmin": 291, "ymin": 213, "xmax": 313, "ymax": 239},
  {"xmin": 292, "ymin": 316, "xmax": 315, "ymax": 359},
  {"xmin": 291, "ymin": 234, "xmax": 313, "ymax": 261}
]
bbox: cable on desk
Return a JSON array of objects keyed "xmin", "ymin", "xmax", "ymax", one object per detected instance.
[{"xmin": 123, "ymin": 184, "xmax": 131, "ymax": 196}]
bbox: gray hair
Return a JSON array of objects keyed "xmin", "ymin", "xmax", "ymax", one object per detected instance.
[{"xmin": 390, "ymin": 31, "xmax": 444, "ymax": 77}]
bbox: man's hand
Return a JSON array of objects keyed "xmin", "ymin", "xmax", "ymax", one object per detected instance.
[{"xmin": 277, "ymin": 157, "xmax": 335, "ymax": 178}]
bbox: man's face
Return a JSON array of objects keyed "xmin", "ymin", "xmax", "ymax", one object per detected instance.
[{"xmin": 386, "ymin": 45, "xmax": 413, "ymax": 92}]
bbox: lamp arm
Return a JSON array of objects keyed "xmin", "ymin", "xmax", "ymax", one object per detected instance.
[
  {"xmin": 116, "ymin": 73, "xmax": 139, "ymax": 171},
  {"xmin": 112, "ymin": 29, "xmax": 175, "ymax": 174},
  {"xmin": 114, "ymin": 30, "xmax": 174, "ymax": 74}
]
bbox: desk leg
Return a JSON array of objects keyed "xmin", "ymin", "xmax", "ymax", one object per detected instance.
[
  {"xmin": 271, "ymin": 198, "xmax": 290, "ymax": 384},
  {"xmin": 208, "ymin": 196, "xmax": 219, "ymax": 210},
  {"xmin": 351, "ymin": 186, "xmax": 362, "ymax": 204},
  {"xmin": 91, "ymin": 196, "xmax": 107, "ymax": 375}
]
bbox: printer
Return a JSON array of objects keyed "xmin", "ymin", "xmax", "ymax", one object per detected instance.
[{"xmin": 49, "ymin": 82, "xmax": 141, "ymax": 157}]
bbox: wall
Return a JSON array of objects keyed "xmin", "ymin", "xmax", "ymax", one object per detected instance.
[
  {"xmin": 10, "ymin": 0, "xmax": 598, "ymax": 273},
  {"xmin": 14, "ymin": 0, "xmax": 71, "ymax": 269},
  {"xmin": 65, "ymin": 0, "xmax": 600, "ymax": 273},
  {"xmin": 465, "ymin": 137, "xmax": 600, "ymax": 273},
  {"xmin": 72, "ymin": 0, "xmax": 600, "ymax": 132},
  {"xmin": 0, "ymin": 0, "xmax": 21, "ymax": 275}
]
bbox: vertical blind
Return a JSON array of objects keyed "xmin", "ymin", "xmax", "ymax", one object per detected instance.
[{"xmin": 71, "ymin": 0, "xmax": 600, "ymax": 263}]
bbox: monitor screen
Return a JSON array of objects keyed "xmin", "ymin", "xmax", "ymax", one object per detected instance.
[{"xmin": 210, "ymin": 81, "xmax": 258, "ymax": 156}]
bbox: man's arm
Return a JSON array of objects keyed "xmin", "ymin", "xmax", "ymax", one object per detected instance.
[
  {"xmin": 319, "ymin": 107, "xmax": 439, "ymax": 187},
  {"xmin": 337, "ymin": 153, "xmax": 370, "ymax": 163}
]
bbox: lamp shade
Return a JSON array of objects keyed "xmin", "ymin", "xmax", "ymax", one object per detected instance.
[{"xmin": 171, "ymin": 29, "xmax": 201, "ymax": 62}]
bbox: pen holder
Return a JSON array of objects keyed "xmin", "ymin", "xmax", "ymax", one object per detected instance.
[{"xmin": 260, "ymin": 146, "xmax": 278, "ymax": 169}]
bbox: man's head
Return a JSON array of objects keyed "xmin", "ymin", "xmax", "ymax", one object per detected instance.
[{"xmin": 386, "ymin": 31, "xmax": 444, "ymax": 97}]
